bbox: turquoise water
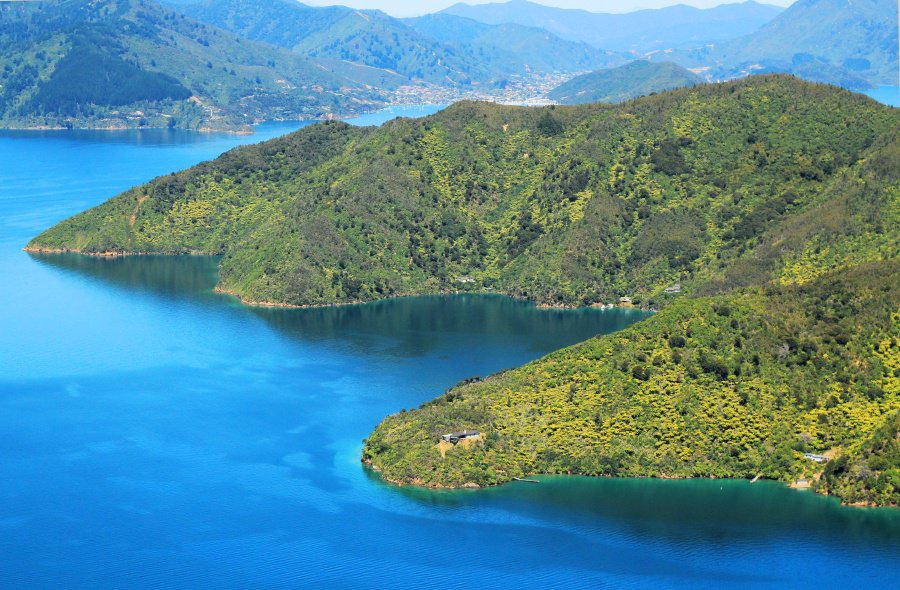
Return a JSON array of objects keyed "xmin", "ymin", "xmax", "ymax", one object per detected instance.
[
  {"xmin": 0, "ymin": 108, "xmax": 898, "ymax": 588},
  {"xmin": 864, "ymin": 86, "xmax": 900, "ymax": 107}
]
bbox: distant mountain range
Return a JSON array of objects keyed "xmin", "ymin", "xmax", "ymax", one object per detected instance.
[
  {"xmin": 674, "ymin": 0, "xmax": 899, "ymax": 88},
  {"xmin": 441, "ymin": 0, "xmax": 785, "ymax": 52},
  {"xmin": 445, "ymin": 0, "xmax": 897, "ymax": 89},
  {"xmin": 404, "ymin": 13, "xmax": 623, "ymax": 76},
  {"xmin": 0, "ymin": 0, "xmax": 893, "ymax": 131},
  {"xmin": 176, "ymin": 0, "xmax": 622, "ymax": 84},
  {"xmin": 0, "ymin": 0, "xmax": 387, "ymax": 131},
  {"xmin": 549, "ymin": 61, "xmax": 704, "ymax": 104}
]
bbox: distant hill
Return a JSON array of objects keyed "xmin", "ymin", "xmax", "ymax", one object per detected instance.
[
  {"xmin": 549, "ymin": 61, "xmax": 703, "ymax": 104},
  {"xmin": 175, "ymin": 0, "xmax": 488, "ymax": 86},
  {"xmin": 0, "ymin": 0, "xmax": 386, "ymax": 131},
  {"xmin": 677, "ymin": 0, "xmax": 898, "ymax": 87},
  {"xmin": 176, "ymin": 0, "xmax": 621, "ymax": 85},
  {"xmin": 441, "ymin": 0, "xmax": 784, "ymax": 52},
  {"xmin": 404, "ymin": 13, "xmax": 623, "ymax": 75}
]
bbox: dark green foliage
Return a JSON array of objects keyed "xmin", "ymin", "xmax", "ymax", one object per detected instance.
[
  {"xmin": 821, "ymin": 411, "xmax": 899, "ymax": 506},
  {"xmin": 536, "ymin": 112, "xmax": 564, "ymax": 136},
  {"xmin": 650, "ymin": 138, "xmax": 690, "ymax": 175},
  {"xmin": 28, "ymin": 76, "xmax": 900, "ymax": 309},
  {"xmin": 28, "ymin": 41, "xmax": 190, "ymax": 116}
]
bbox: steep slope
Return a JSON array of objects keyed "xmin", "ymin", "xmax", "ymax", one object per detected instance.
[
  {"xmin": 0, "ymin": 0, "xmax": 385, "ymax": 130},
  {"xmin": 549, "ymin": 61, "xmax": 704, "ymax": 104},
  {"xmin": 28, "ymin": 77, "xmax": 898, "ymax": 311},
  {"xmin": 679, "ymin": 0, "xmax": 898, "ymax": 87},
  {"xmin": 442, "ymin": 0, "xmax": 784, "ymax": 52}
]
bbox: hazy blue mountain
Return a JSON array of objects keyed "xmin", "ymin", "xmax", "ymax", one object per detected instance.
[
  {"xmin": 176, "ymin": 0, "xmax": 623, "ymax": 85},
  {"xmin": 405, "ymin": 13, "xmax": 623, "ymax": 75},
  {"xmin": 174, "ymin": 0, "xmax": 494, "ymax": 85},
  {"xmin": 679, "ymin": 0, "xmax": 898, "ymax": 87},
  {"xmin": 549, "ymin": 61, "xmax": 704, "ymax": 104},
  {"xmin": 0, "ymin": 0, "xmax": 386, "ymax": 131},
  {"xmin": 441, "ymin": 0, "xmax": 784, "ymax": 52}
]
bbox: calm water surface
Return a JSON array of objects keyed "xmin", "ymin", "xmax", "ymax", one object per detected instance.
[{"xmin": 1, "ymin": 107, "xmax": 898, "ymax": 589}]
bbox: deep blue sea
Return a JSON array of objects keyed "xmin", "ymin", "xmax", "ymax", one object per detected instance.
[{"xmin": 0, "ymin": 105, "xmax": 898, "ymax": 589}]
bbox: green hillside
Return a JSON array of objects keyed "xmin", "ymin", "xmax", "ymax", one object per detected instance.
[
  {"xmin": 364, "ymin": 260, "xmax": 899, "ymax": 506},
  {"xmin": 549, "ymin": 61, "xmax": 703, "ymax": 104},
  {"xmin": 27, "ymin": 75, "xmax": 900, "ymax": 505},
  {"xmin": 0, "ymin": 0, "xmax": 386, "ymax": 131},
  {"xmin": 29, "ymin": 76, "xmax": 897, "ymax": 309}
]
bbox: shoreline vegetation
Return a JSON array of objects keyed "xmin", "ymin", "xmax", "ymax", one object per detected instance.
[
  {"xmin": 23, "ymin": 247, "xmax": 654, "ymax": 311},
  {"xmin": 27, "ymin": 76, "xmax": 900, "ymax": 506},
  {"xmin": 362, "ymin": 263, "xmax": 899, "ymax": 507}
]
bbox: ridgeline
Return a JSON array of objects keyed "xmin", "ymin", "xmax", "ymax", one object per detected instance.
[{"xmin": 29, "ymin": 76, "xmax": 897, "ymax": 307}]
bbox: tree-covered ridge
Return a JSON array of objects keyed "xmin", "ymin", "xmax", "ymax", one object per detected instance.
[
  {"xmin": 548, "ymin": 61, "xmax": 703, "ymax": 105},
  {"xmin": 29, "ymin": 77, "xmax": 898, "ymax": 310},
  {"xmin": 0, "ymin": 0, "xmax": 386, "ymax": 130},
  {"xmin": 179, "ymin": 0, "xmax": 488, "ymax": 86},
  {"xmin": 178, "ymin": 0, "xmax": 622, "ymax": 86},
  {"xmin": 364, "ymin": 260, "xmax": 900, "ymax": 506}
]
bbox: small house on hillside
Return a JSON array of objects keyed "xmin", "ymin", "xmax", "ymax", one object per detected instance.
[
  {"xmin": 619, "ymin": 296, "xmax": 632, "ymax": 305},
  {"xmin": 803, "ymin": 453, "xmax": 828, "ymax": 463},
  {"xmin": 441, "ymin": 430, "xmax": 480, "ymax": 444},
  {"xmin": 664, "ymin": 284, "xmax": 682, "ymax": 294}
]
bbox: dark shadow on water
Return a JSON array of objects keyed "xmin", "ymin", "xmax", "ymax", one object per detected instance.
[
  {"xmin": 29, "ymin": 252, "xmax": 223, "ymax": 299},
  {"xmin": 250, "ymin": 294, "xmax": 649, "ymax": 357},
  {"xmin": 30, "ymin": 252, "xmax": 650, "ymax": 358},
  {"xmin": 371, "ymin": 470, "xmax": 900, "ymax": 545}
]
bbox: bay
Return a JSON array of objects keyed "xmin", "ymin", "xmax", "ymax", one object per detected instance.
[{"xmin": 0, "ymin": 106, "xmax": 897, "ymax": 589}]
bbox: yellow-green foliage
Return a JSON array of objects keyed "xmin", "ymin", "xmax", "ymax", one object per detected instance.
[
  {"xmin": 29, "ymin": 77, "xmax": 900, "ymax": 307},
  {"xmin": 364, "ymin": 261, "xmax": 900, "ymax": 505}
]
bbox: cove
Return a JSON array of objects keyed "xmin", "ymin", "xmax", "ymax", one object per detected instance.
[{"xmin": 1, "ymin": 107, "xmax": 898, "ymax": 589}]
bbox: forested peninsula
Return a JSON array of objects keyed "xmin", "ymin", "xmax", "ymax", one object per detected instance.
[{"xmin": 28, "ymin": 76, "xmax": 899, "ymax": 504}]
